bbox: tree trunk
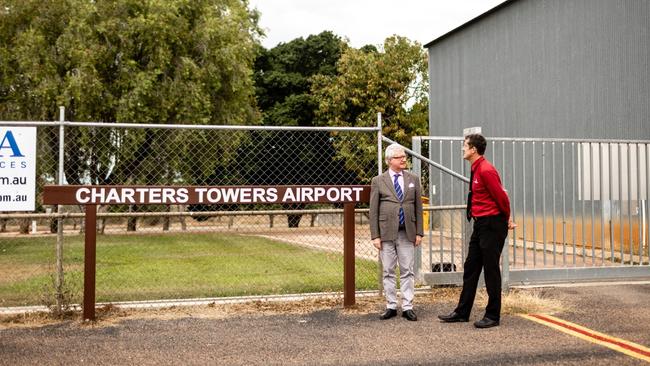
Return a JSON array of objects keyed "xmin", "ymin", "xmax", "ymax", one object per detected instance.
[
  {"xmin": 49, "ymin": 219, "xmax": 58, "ymax": 233},
  {"xmin": 163, "ymin": 205, "xmax": 170, "ymax": 231},
  {"xmin": 98, "ymin": 205, "xmax": 106, "ymax": 234},
  {"xmin": 179, "ymin": 205, "xmax": 187, "ymax": 231},
  {"xmin": 127, "ymin": 205, "xmax": 137, "ymax": 232},
  {"xmin": 287, "ymin": 214, "xmax": 302, "ymax": 228},
  {"xmin": 286, "ymin": 203, "xmax": 304, "ymax": 228},
  {"xmin": 19, "ymin": 219, "xmax": 30, "ymax": 234}
]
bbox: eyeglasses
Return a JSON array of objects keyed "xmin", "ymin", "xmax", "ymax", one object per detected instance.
[{"xmin": 391, "ymin": 155, "xmax": 407, "ymax": 160}]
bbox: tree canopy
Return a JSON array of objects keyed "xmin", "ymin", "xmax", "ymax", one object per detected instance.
[
  {"xmin": 0, "ymin": 0, "xmax": 262, "ymax": 187},
  {"xmin": 312, "ymin": 36, "xmax": 429, "ymax": 182},
  {"xmin": 1, "ymin": 1, "xmax": 430, "ymax": 191},
  {"xmin": 1, "ymin": 0, "xmax": 261, "ymax": 124},
  {"xmin": 254, "ymin": 31, "xmax": 342, "ymax": 127},
  {"xmin": 244, "ymin": 31, "xmax": 355, "ymax": 188}
]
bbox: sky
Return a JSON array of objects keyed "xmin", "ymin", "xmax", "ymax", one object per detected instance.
[{"xmin": 248, "ymin": 0, "xmax": 507, "ymax": 49}]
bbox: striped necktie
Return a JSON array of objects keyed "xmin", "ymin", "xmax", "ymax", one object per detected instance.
[{"xmin": 394, "ymin": 173, "xmax": 405, "ymax": 226}]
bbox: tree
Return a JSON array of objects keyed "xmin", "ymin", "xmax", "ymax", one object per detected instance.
[
  {"xmin": 1, "ymin": 0, "xmax": 260, "ymax": 125},
  {"xmin": 1, "ymin": 0, "xmax": 262, "ymax": 229},
  {"xmin": 243, "ymin": 31, "xmax": 356, "ymax": 227},
  {"xmin": 254, "ymin": 31, "xmax": 342, "ymax": 127},
  {"xmin": 312, "ymin": 36, "xmax": 429, "ymax": 182}
]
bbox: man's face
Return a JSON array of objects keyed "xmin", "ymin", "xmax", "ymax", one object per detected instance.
[
  {"xmin": 388, "ymin": 150, "xmax": 407, "ymax": 171},
  {"xmin": 462, "ymin": 139, "xmax": 477, "ymax": 161}
]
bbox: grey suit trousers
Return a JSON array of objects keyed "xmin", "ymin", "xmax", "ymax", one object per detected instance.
[{"xmin": 381, "ymin": 230, "xmax": 415, "ymax": 311}]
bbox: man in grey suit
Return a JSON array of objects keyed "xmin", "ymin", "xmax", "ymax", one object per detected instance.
[{"xmin": 370, "ymin": 143, "xmax": 424, "ymax": 321}]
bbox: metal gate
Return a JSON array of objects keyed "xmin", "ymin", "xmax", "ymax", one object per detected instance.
[{"xmin": 411, "ymin": 136, "xmax": 650, "ymax": 286}]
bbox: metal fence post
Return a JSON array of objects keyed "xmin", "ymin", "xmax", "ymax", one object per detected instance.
[
  {"xmin": 412, "ymin": 136, "xmax": 422, "ymax": 281},
  {"xmin": 55, "ymin": 106, "xmax": 65, "ymax": 312},
  {"xmin": 502, "ymin": 237, "xmax": 510, "ymax": 292},
  {"xmin": 377, "ymin": 112, "xmax": 383, "ymax": 296},
  {"xmin": 377, "ymin": 112, "xmax": 382, "ymax": 176}
]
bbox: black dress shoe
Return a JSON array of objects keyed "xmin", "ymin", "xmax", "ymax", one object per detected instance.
[
  {"xmin": 380, "ymin": 309, "xmax": 398, "ymax": 320},
  {"xmin": 437, "ymin": 311, "xmax": 469, "ymax": 323},
  {"xmin": 402, "ymin": 309, "xmax": 417, "ymax": 321},
  {"xmin": 474, "ymin": 317, "xmax": 499, "ymax": 328}
]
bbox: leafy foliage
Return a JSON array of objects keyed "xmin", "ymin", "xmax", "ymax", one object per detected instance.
[
  {"xmin": 0, "ymin": 0, "xmax": 262, "ymax": 186},
  {"xmin": 242, "ymin": 32, "xmax": 352, "ymax": 226},
  {"xmin": 254, "ymin": 31, "xmax": 342, "ymax": 125},
  {"xmin": 312, "ymin": 36, "xmax": 429, "ymax": 182},
  {"xmin": 246, "ymin": 32, "xmax": 360, "ymax": 186}
]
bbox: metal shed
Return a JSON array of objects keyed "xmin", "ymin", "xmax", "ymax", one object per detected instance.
[{"xmin": 425, "ymin": 0, "xmax": 650, "ymax": 139}]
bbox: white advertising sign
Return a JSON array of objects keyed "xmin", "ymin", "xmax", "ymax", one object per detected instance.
[
  {"xmin": 463, "ymin": 126, "xmax": 482, "ymax": 136},
  {"xmin": 0, "ymin": 127, "xmax": 36, "ymax": 211}
]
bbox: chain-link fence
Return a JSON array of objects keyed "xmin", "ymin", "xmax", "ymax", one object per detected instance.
[{"xmin": 1, "ymin": 120, "xmax": 383, "ymax": 307}]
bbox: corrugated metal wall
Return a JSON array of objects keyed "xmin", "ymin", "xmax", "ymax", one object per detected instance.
[{"xmin": 427, "ymin": 0, "xmax": 650, "ymax": 139}]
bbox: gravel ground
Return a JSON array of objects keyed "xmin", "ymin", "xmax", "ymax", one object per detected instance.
[{"xmin": 1, "ymin": 283, "xmax": 649, "ymax": 366}]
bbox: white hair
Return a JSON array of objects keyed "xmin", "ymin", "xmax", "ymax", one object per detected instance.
[{"xmin": 384, "ymin": 143, "xmax": 405, "ymax": 164}]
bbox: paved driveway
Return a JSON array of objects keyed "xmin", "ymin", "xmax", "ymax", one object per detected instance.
[{"xmin": 1, "ymin": 283, "xmax": 648, "ymax": 365}]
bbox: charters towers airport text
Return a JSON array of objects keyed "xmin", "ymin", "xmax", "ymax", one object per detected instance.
[{"xmin": 74, "ymin": 186, "xmax": 367, "ymax": 204}]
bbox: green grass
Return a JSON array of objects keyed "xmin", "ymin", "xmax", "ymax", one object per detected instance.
[{"xmin": 0, "ymin": 233, "xmax": 378, "ymax": 306}]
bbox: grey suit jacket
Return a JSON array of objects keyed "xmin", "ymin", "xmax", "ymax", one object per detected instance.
[{"xmin": 369, "ymin": 170, "xmax": 424, "ymax": 243}]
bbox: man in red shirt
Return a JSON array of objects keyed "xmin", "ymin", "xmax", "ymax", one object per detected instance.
[{"xmin": 438, "ymin": 134, "xmax": 516, "ymax": 328}]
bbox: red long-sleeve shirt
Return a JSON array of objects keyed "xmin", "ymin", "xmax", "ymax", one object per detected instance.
[{"xmin": 470, "ymin": 156, "xmax": 511, "ymax": 219}]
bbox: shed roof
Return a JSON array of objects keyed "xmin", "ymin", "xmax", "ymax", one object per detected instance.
[{"xmin": 423, "ymin": 0, "xmax": 519, "ymax": 48}]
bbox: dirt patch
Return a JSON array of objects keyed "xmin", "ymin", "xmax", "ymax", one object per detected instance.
[
  {"xmin": 0, "ymin": 287, "xmax": 568, "ymax": 329},
  {"xmin": 499, "ymin": 288, "xmax": 567, "ymax": 314},
  {"xmin": 0, "ymin": 263, "xmax": 82, "ymax": 285}
]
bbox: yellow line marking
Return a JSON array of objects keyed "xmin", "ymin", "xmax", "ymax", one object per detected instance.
[{"xmin": 520, "ymin": 314, "xmax": 650, "ymax": 362}]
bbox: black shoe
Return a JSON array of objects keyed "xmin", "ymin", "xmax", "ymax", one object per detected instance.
[
  {"xmin": 380, "ymin": 309, "xmax": 398, "ymax": 320},
  {"xmin": 474, "ymin": 317, "xmax": 499, "ymax": 328},
  {"xmin": 437, "ymin": 311, "xmax": 469, "ymax": 323},
  {"xmin": 402, "ymin": 309, "xmax": 417, "ymax": 321}
]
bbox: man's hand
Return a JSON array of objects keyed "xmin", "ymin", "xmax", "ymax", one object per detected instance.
[
  {"xmin": 372, "ymin": 238, "xmax": 381, "ymax": 250},
  {"xmin": 415, "ymin": 235, "xmax": 422, "ymax": 247},
  {"xmin": 508, "ymin": 218, "xmax": 517, "ymax": 230}
]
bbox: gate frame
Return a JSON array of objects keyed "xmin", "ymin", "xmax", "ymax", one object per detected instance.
[{"xmin": 410, "ymin": 135, "xmax": 650, "ymax": 288}]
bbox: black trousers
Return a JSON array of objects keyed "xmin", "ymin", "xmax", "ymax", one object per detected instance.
[{"xmin": 454, "ymin": 215, "xmax": 508, "ymax": 321}]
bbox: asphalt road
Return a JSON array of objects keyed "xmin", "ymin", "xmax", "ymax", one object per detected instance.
[{"xmin": 1, "ymin": 283, "xmax": 649, "ymax": 365}]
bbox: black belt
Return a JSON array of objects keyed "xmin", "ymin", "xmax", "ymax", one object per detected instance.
[
  {"xmin": 475, "ymin": 215, "xmax": 506, "ymax": 222},
  {"xmin": 398, "ymin": 224, "xmax": 406, "ymax": 230}
]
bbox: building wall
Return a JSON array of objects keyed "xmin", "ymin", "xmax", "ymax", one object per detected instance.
[{"xmin": 427, "ymin": 0, "xmax": 650, "ymax": 139}]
